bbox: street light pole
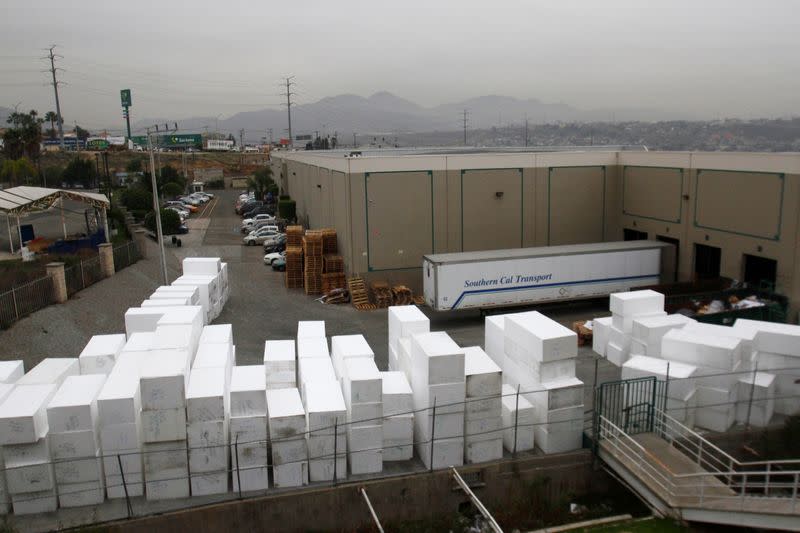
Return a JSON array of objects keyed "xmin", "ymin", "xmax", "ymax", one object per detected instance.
[{"xmin": 147, "ymin": 127, "xmax": 169, "ymax": 285}]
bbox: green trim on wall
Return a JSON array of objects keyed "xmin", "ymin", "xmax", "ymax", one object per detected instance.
[
  {"xmin": 364, "ymin": 170, "xmax": 434, "ymax": 271},
  {"xmin": 547, "ymin": 166, "xmax": 606, "ymax": 245},
  {"xmin": 693, "ymin": 169, "xmax": 785, "ymax": 241},
  {"xmin": 459, "ymin": 168, "xmax": 523, "ymax": 251},
  {"xmin": 621, "ymin": 165, "xmax": 684, "ymax": 224}
]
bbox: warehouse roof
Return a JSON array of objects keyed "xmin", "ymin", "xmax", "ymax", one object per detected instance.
[{"xmin": 0, "ymin": 186, "xmax": 109, "ymax": 215}]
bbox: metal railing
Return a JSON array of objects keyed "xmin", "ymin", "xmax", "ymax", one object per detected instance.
[
  {"xmin": 112, "ymin": 240, "xmax": 140, "ymax": 271},
  {"xmin": 598, "ymin": 411, "xmax": 800, "ymax": 514},
  {"xmin": 64, "ymin": 255, "xmax": 103, "ymax": 295},
  {"xmin": 0, "ymin": 276, "xmax": 55, "ymax": 329}
]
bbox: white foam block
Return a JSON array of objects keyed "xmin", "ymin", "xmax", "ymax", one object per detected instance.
[
  {"xmin": 410, "ymin": 332, "xmax": 465, "ymax": 385},
  {"xmin": 297, "ymin": 321, "xmax": 325, "ymax": 339},
  {"xmin": 142, "ymin": 298, "xmax": 189, "ymax": 308},
  {"xmin": 264, "ymin": 340, "xmax": 295, "ymax": 369},
  {"xmin": 121, "ymin": 331, "xmax": 155, "ymax": 355},
  {"xmin": 348, "ymin": 402, "xmax": 382, "ymax": 427},
  {"xmin": 609, "ymin": 290, "xmax": 665, "ymax": 316},
  {"xmin": 187, "ymin": 367, "xmax": 227, "ymax": 423},
  {"xmin": 527, "ymin": 377, "xmax": 584, "ymax": 411},
  {"xmin": 182, "ymin": 257, "xmax": 221, "ymax": 276},
  {"xmin": 612, "ymin": 311, "xmax": 667, "ymax": 334},
  {"xmin": 97, "ymin": 353, "xmax": 141, "ymax": 427},
  {"xmin": 153, "ymin": 285, "xmax": 200, "ymax": 306},
  {"xmin": 273, "ymin": 461, "xmax": 308, "ymax": 487},
  {"xmin": 232, "ymin": 465, "xmax": 269, "ymax": 492},
  {"xmin": 16, "ymin": 358, "xmax": 79, "ymax": 386},
  {"xmin": 139, "ymin": 350, "xmax": 189, "ymax": 410},
  {"xmin": 417, "ymin": 437, "xmax": 463, "ymax": 470},
  {"xmin": 631, "ymin": 314, "xmax": 695, "ymax": 347},
  {"xmin": 187, "ymin": 419, "xmax": 228, "ymax": 473},
  {"xmin": 199, "ymin": 323, "xmax": 232, "ymax": 345},
  {"xmin": 733, "ymin": 319, "xmax": 800, "ymax": 357},
  {"xmin": 297, "ymin": 336, "xmax": 330, "ymax": 360},
  {"xmin": 342, "ymin": 358, "xmax": 382, "ymax": 406},
  {"xmin": 156, "ymin": 306, "xmax": 203, "ymax": 337},
  {"xmin": 266, "ymin": 388, "xmax": 306, "ymax": 439},
  {"xmin": 605, "ymin": 341, "xmax": 628, "ymax": 367},
  {"xmin": 381, "ymin": 371, "xmax": 413, "ymax": 416},
  {"xmin": 46, "ymin": 374, "xmax": 106, "ymax": 433},
  {"xmin": 591, "ymin": 316, "xmax": 612, "ymax": 357},
  {"xmin": 142, "ymin": 408, "xmax": 187, "ymax": 442},
  {"xmin": 100, "ymin": 423, "xmax": 140, "ymax": 452},
  {"xmin": 622, "ymin": 355, "xmax": 697, "ymax": 400},
  {"xmin": 54, "ymin": 455, "xmax": 102, "ymax": 484},
  {"xmin": 661, "ymin": 329, "xmax": 742, "ymax": 371},
  {"xmin": 331, "ymin": 334, "xmax": 375, "ymax": 377},
  {"xmin": 501, "ymin": 384, "xmax": 534, "ymax": 452},
  {"xmin": 0, "ymin": 384, "xmax": 58, "ymax": 444},
  {"xmin": 388, "ymin": 305, "xmax": 430, "ymax": 351},
  {"xmin": 49, "ymin": 430, "xmax": 98, "ymax": 460},
  {"xmin": 190, "ymin": 471, "xmax": 228, "ymax": 496},
  {"xmin": 124, "ymin": 307, "xmax": 184, "ymax": 337},
  {"xmin": 504, "ymin": 311, "xmax": 577, "ymax": 364},
  {"xmin": 230, "ymin": 366, "xmax": 267, "ymax": 416},
  {"xmin": 298, "ymin": 358, "xmax": 337, "ymax": 400},
  {"xmin": 4, "ymin": 438, "xmax": 54, "ymax": 493},
  {"xmin": 0, "ymin": 361, "xmax": 24, "ymax": 384},
  {"xmin": 58, "ymin": 479, "xmax": 105, "ymax": 507},
  {"xmin": 464, "ymin": 346, "xmax": 502, "ymax": 399},
  {"xmin": 304, "ymin": 379, "xmax": 347, "ymax": 435},
  {"xmin": 483, "ymin": 315, "xmax": 505, "ymax": 367},
  {"xmin": 193, "ymin": 342, "xmax": 233, "ymax": 371}
]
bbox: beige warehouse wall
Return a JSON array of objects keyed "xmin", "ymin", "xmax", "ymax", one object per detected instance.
[
  {"xmin": 547, "ymin": 166, "xmax": 607, "ymax": 245},
  {"xmin": 461, "ymin": 168, "xmax": 523, "ymax": 251}
]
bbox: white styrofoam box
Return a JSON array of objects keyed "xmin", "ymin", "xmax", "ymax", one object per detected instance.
[
  {"xmin": 0, "ymin": 383, "xmax": 14, "ymax": 409},
  {"xmin": 465, "ymin": 438, "xmax": 503, "ymax": 464},
  {"xmin": 142, "ymin": 408, "xmax": 187, "ymax": 442},
  {"xmin": 266, "ymin": 388, "xmax": 306, "ymax": 439},
  {"xmin": 232, "ymin": 465, "xmax": 269, "ymax": 492},
  {"xmin": 383, "ymin": 414, "xmax": 413, "ymax": 441},
  {"xmin": 464, "ymin": 416, "xmax": 503, "ymax": 443},
  {"xmin": 388, "ymin": 345, "xmax": 399, "ymax": 372},
  {"xmin": 102, "ymin": 450, "xmax": 143, "ymax": 498},
  {"xmin": 416, "ymin": 412, "xmax": 464, "ymax": 440},
  {"xmin": 309, "ymin": 456, "xmax": 347, "ymax": 481},
  {"xmin": 190, "ymin": 471, "xmax": 228, "ymax": 496},
  {"xmin": 696, "ymin": 385, "xmax": 737, "ymax": 409},
  {"xmin": 736, "ymin": 372, "xmax": 775, "ymax": 426},
  {"xmin": 609, "ymin": 290, "xmax": 665, "ymax": 317},
  {"xmin": 298, "ymin": 357, "xmax": 336, "ymax": 389},
  {"xmin": 608, "ymin": 325, "xmax": 632, "ymax": 352},
  {"xmin": 97, "ymin": 355, "xmax": 141, "ymax": 427},
  {"xmin": 398, "ymin": 338, "xmax": 413, "ymax": 381},
  {"xmin": 417, "ymin": 437, "xmax": 463, "ymax": 470},
  {"xmin": 50, "ymin": 430, "xmax": 98, "ymax": 460},
  {"xmin": 100, "ymin": 423, "xmax": 140, "ymax": 452},
  {"xmin": 121, "ymin": 331, "xmax": 155, "ymax": 355},
  {"xmin": 695, "ymin": 404, "xmax": 736, "ymax": 433},
  {"xmin": 146, "ymin": 478, "xmax": 190, "ymax": 501},
  {"xmin": 464, "ymin": 346, "xmax": 502, "ymax": 398},
  {"xmin": 533, "ymin": 425, "xmax": 583, "ymax": 454},
  {"xmin": 188, "ymin": 419, "xmax": 228, "ymax": 473},
  {"xmin": 4, "ymin": 439, "xmax": 54, "ymax": 493},
  {"xmin": 381, "ymin": 371, "xmax": 413, "ymax": 416},
  {"xmin": 331, "ymin": 334, "xmax": 375, "ymax": 378},
  {"xmin": 532, "ymin": 405, "xmax": 584, "ymax": 436},
  {"xmin": 414, "ymin": 381, "xmax": 465, "ymax": 416},
  {"xmin": 187, "ymin": 367, "xmax": 227, "ymax": 423},
  {"xmin": 220, "ymin": 262, "xmax": 229, "ymax": 285},
  {"xmin": 153, "ymin": 285, "xmax": 200, "ymax": 306},
  {"xmin": 199, "ymin": 323, "xmax": 232, "ymax": 346},
  {"xmin": 591, "ymin": 316, "xmax": 612, "ymax": 357},
  {"xmin": 664, "ymin": 389, "xmax": 696, "ymax": 425},
  {"xmin": 173, "ymin": 275, "xmax": 218, "ymax": 301},
  {"xmin": 264, "ymin": 340, "xmax": 296, "ymax": 388},
  {"xmin": 501, "ymin": 384, "xmax": 535, "ymax": 453},
  {"xmin": 230, "ymin": 366, "xmax": 267, "ymax": 416},
  {"xmin": 388, "ymin": 305, "xmax": 430, "ymax": 350},
  {"xmin": 297, "ymin": 336, "xmax": 330, "ymax": 360},
  {"xmin": 465, "ymin": 395, "xmax": 502, "ymax": 420},
  {"xmin": 273, "ymin": 461, "xmax": 308, "ymax": 487},
  {"xmin": 16, "ymin": 358, "xmax": 79, "ymax": 386},
  {"xmin": 139, "ymin": 350, "xmax": 189, "ymax": 410},
  {"xmin": 304, "ymin": 379, "xmax": 347, "ymax": 435},
  {"xmin": 272, "ymin": 437, "xmax": 308, "ymax": 464},
  {"xmin": 342, "ymin": 357, "xmax": 382, "ymax": 406},
  {"xmin": 348, "ymin": 402, "xmax": 382, "ymax": 427},
  {"xmin": 622, "ymin": 355, "xmax": 697, "ymax": 400},
  {"xmin": 504, "ymin": 311, "xmax": 577, "ymax": 364},
  {"xmin": 629, "ymin": 338, "xmax": 647, "ymax": 356},
  {"xmin": 683, "ymin": 322, "xmax": 756, "ymax": 359},
  {"xmin": 754, "ymin": 351, "xmax": 798, "ymax": 375},
  {"xmin": 735, "ymin": 319, "xmax": 800, "ymax": 357},
  {"xmin": 410, "ymin": 332, "xmax": 465, "ymax": 386},
  {"xmin": 46, "ymin": 374, "xmax": 106, "ymax": 434},
  {"xmin": 154, "ymin": 321, "xmax": 200, "ymax": 355},
  {"xmin": 774, "ymin": 373, "xmax": 800, "ymax": 416},
  {"xmin": 11, "ymin": 489, "xmax": 57, "ymax": 514},
  {"xmin": 612, "ymin": 311, "xmax": 667, "ymax": 334},
  {"xmin": 527, "ymin": 377, "xmax": 584, "ymax": 412},
  {"xmin": 232, "ymin": 442, "xmax": 268, "ymax": 469},
  {"xmin": 58, "ymin": 479, "xmax": 105, "ymax": 507},
  {"xmin": 193, "ymin": 342, "xmax": 234, "ymax": 372},
  {"xmin": 124, "ymin": 307, "xmax": 186, "ymax": 337},
  {"xmin": 297, "ymin": 320, "xmax": 326, "ymax": 339},
  {"xmin": 142, "ymin": 298, "xmax": 190, "ymax": 308},
  {"xmin": 182, "ymin": 257, "xmax": 221, "ymax": 276},
  {"xmin": 483, "ymin": 314, "xmax": 505, "ymax": 366},
  {"xmin": 0, "ymin": 384, "xmax": 58, "ymax": 444},
  {"xmin": 347, "ymin": 424, "xmax": 382, "ymax": 452},
  {"xmin": 143, "ymin": 440, "xmax": 188, "ymax": 478},
  {"xmin": 384, "ymin": 445, "xmax": 413, "ymax": 462},
  {"xmin": 661, "ymin": 329, "xmax": 742, "ymax": 371},
  {"xmin": 536, "ymin": 359, "xmax": 578, "ymax": 383},
  {"xmin": 0, "ymin": 360, "xmax": 24, "ymax": 384},
  {"xmin": 631, "ymin": 314, "xmax": 695, "ymax": 352},
  {"xmin": 349, "ymin": 449, "xmax": 383, "ymax": 475},
  {"xmin": 54, "ymin": 455, "xmax": 102, "ymax": 484}
]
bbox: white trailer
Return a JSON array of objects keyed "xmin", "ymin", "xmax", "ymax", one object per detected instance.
[{"xmin": 423, "ymin": 241, "xmax": 674, "ymax": 311}]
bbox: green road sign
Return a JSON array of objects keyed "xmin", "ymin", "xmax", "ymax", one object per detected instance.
[
  {"xmin": 87, "ymin": 139, "xmax": 110, "ymax": 150},
  {"xmin": 129, "ymin": 133, "xmax": 202, "ymax": 149},
  {"xmin": 120, "ymin": 89, "xmax": 132, "ymax": 107}
]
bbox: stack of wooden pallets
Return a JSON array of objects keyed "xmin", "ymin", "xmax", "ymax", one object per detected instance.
[
  {"xmin": 348, "ymin": 277, "xmax": 374, "ymax": 310},
  {"xmin": 286, "ymin": 225, "xmax": 304, "ymax": 248},
  {"xmin": 303, "ymin": 233, "xmax": 324, "ymax": 295},
  {"xmin": 391, "ymin": 285, "xmax": 413, "ymax": 305},
  {"xmin": 321, "ymin": 228, "xmax": 338, "ymax": 254},
  {"xmin": 370, "ymin": 281, "xmax": 394, "ymax": 308},
  {"xmin": 285, "ymin": 247, "xmax": 304, "ymax": 289},
  {"xmin": 322, "ymin": 254, "xmax": 345, "ymax": 294}
]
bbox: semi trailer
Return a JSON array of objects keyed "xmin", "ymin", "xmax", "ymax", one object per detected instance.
[{"xmin": 423, "ymin": 240, "xmax": 675, "ymax": 311}]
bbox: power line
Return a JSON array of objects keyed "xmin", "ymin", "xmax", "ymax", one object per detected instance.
[
  {"xmin": 281, "ymin": 76, "xmax": 296, "ymax": 147},
  {"xmin": 43, "ymin": 45, "xmax": 65, "ymax": 150}
]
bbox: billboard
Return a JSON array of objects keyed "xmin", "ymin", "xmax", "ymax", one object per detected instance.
[
  {"xmin": 86, "ymin": 138, "xmax": 110, "ymax": 150},
  {"xmin": 130, "ymin": 134, "xmax": 202, "ymax": 149},
  {"xmin": 120, "ymin": 89, "xmax": 132, "ymax": 107}
]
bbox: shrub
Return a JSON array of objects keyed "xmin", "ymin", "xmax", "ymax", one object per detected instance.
[
  {"xmin": 161, "ymin": 182, "xmax": 184, "ymax": 199},
  {"xmin": 278, "ymin": 199, "xmax": 296, "ymax": 222},
  {"xmin": 144, "ymin": 208, "xmax": 182, "ymax": 235},
  {"xmin": 205, "ymin": 179, "xmax": 225, "ymax": 189},
  {"xmin": 120, "ymin": 186, "xmax": 152, "ymax": 211}
]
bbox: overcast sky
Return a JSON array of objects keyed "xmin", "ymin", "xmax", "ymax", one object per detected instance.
[{"xmin": 1, "ymin": 0, "xmax": 798, "ymax": 131}]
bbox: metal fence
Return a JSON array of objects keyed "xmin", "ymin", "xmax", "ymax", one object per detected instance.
[
  {"xmin": 64, "ymin": 255, "xmax": 104, "ymax": 296},
  {"xmin": 113, "ymin": 240, "xmax": 140, "ymax": 272},
  {"xmin": 0, "ymin": 276, "xmax": 55, "ymax": 329}
]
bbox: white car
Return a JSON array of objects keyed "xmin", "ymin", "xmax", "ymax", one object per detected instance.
[
  {"xmin": 263, "ymin": 250, "xmax": 286, "ymax": 265},
  {"xmin": 241, "ymin": 214, "xmax": 276, "ymax": 232},
  {"xmin": 189, "ymin": 193, "xmax": 210, "ymax": 204},
  {"xmin": 243, "ymin": 228, "xmax": 280, "ymax": 246}
]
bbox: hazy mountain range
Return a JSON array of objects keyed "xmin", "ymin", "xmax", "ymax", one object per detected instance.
[{"xmin": 134, "ymin": 92, "xmax": 685, "ymax": 142}]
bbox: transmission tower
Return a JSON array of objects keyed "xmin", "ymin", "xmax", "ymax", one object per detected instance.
[{"xmin": 281, "ymin": 76, "xmax": 296, "ymax": 148}]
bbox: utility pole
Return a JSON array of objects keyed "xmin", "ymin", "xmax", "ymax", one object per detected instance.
[
  {"xmin": 281, "ymin": 76, "xmax": 296, "ymax": 148},
  {"xmin": 146, "ymin": 122, "xmax": 178, "ymax": 285},
  {"xmin": 461, "ymin": 109, "xmax": 469, "ymax": 146},
  {"xmin": 524, "ymin": 115, "xmax": 529, "ymax": 147},
  {"xmin": 268, "ymin": 128, "xmax": 273, "ymax": 145},
  {"xmin": 45, "ymin": 45, "xmax": 65, "ymax": 150},
  {"xmin": 353, "ymin": 132, "xmax": 357, "ymax": 148}
]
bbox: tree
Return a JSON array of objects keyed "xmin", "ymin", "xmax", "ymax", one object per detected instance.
[
  {"xmin": 44, "ymin": 111, "xmax": 58, "ymax": 139},
  {"xmin": 161, "ymin": 182, "xmax": 183, "ymax": 199},
  {"xmin": 3, "ymin": 110, "xmax": 44, "ymax": 160},
  {"xmin": 0, "ymin": 158, "xmax": 36, "ymax": 186},
  {"xmin": 140, "ymin": 164, "xmax": 185, "ymax": 194},
  {"xmin": 74, "ymin": 125, "xmax": 90, "ymax": 141},
  {"xmin": 247, "ymin": 166, "xmax": 274, "ymax": 201},
  {"xmin": 125, "ymin": 158, "xmax": 143, "ymax": 173},
  {"xmin": 120, "ymin": 186, "xmax": 152, "ymax": 211},
  {"xmin": 61, "ymin": 157, "xmax": 95, "ymax": 187},
  {"xmin": 144, "ymin": 208, "xmax": 181, "ymax": 235}
]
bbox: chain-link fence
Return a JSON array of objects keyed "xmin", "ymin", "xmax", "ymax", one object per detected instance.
[
  {"xmin": 112, "ymin": 240, "xmax": 140, "ymax": 271},
  {"xmin": 0, "ymin": 276, "xmax": 55, "ymax": 329}
]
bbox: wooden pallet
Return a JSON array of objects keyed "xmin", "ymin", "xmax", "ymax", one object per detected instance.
[
  {"xmin": 354, "ymin": 302, "xmax": 379, "ymax": 311},
  {"xmin": 323, "ymin": 254, "xmax": 344, "ymax": 273},
  {"xmin": 392, "ymin": 285, "xmax": 413, "ymax": 305},
  {"xmin": 370, "ymin": 280, "xmax": 393, "ymax": 308},
  {"xmin": 412, "ymin": 295, "xmax": 425, "ymax": 305},
  {"xmin": 348, "ymin": 277, "xmax": 370, "ymax": 307}
]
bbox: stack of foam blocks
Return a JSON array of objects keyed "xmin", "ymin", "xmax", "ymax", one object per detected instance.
[
  {"xmin": 264, "ymin": 340, "xmax": 297, "ymax": 391},
  {"xmin": 46, "ymin": 375, "xmax": 107, "ymax": 507},
  {"xmin": 0, "ymin": 375, "xmax": 18, "ymax": 514},
  {"xmin": 380, "ymin": 371, "xmax": 413, "ymax": 461},
  {"xmin": 622, "ymin": 355, "xmax": 698, "ymax": 426},
  {"xmin": 628, "ymin": 314, "xmax": 696, "ymax": 358},
  {"xmin": 500, "ymin": 384, "xmax": 535, "ymax": 452},
  {"xmin": 187, "ymin": 324, "xmax": 233, "ymax": 496},
  {"xmin": 604, "ymin": 290, "xmax": 667, "ymax": 366},
  {"xmin": 177, "ymin": 257, "xmax": 230, "ymax": 322},
  {"xmin": 496, "ymin": 311, "xmax": 584, "ymax": 454},
  {"xmin": 267, "ymin": 388, "xmax": 309, "ymax": 487},
  {"xmin": 333, "ymin": 335, "xmax": 383, "ymax": 474},
  {"xmin": 387, "ymin": 305, "xmax": 430, "ymax": 379},
  {"xmin": 78, "ymin": 334, "xmax": 126, "ymax": 376},
  {"xmin": 463, "ymin": 347, "xmax": 503, "ymax": 463},
  {"xmin": 229, "ymin": 366, "xmax": 268, "ymax": 492},
  {"xmin": 409, "ymin": 332, "xmax": 465, "ymax": 469},
  {"xmin": 304, "ymin": 379, "xmax": 347, "ymax": 481}
]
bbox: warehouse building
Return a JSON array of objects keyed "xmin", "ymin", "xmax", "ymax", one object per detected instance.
[{"xmin": 270, "ymin": 150, "xmax": 800, "ymax": 316}]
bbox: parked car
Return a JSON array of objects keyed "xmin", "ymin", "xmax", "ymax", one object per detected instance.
[
  {"xmin": 250, "ymin": 222, "xmax": 280, "ymax": 234},
  {"xmin": 240, "ymin": 201, "xmax": 265, "ymax": 217},
  {"xmin": 271, "ymin": 257, "xmax": 286, "ymax": 271},
  {"xmin": 243, "ymin": 228, "xmax": 281, "ymax": 246},
  {"xmin": 188, "ymin": 193, "xmax": 210, "ymax": 204},
  {"xmin": 180, "ymin": 196, "xmax": 201, "ymax": 206},
  {"xmin": 166, "ymin": 207, "xmax": 188, "ymax": 222},
  {"xmin": 263, "ymin": 233, "xmax": 287, "ymax": 253},
  {"xmin": 243, "ymin": 205, "xmax": 273, "ymax": 219},
  {"xmin": 166, "ymin": 200, "xmax": 198, "ymax": 213},
  {"xmin": 263, "ymin": 250, "xmax": 286, "ymax": 265},
  {"xmin": 177, "ymin": 224, "xmax": 189, "ymax": 234},
  {"xmin": 241, "ymin": 213, "xmax": 276, "ymax": 232}
]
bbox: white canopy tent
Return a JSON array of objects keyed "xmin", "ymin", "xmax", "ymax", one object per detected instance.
[{"xmin": 0, "ymin": 186, "xmax": 111, "ymax": 254}]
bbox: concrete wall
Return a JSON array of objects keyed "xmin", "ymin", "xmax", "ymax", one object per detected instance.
[{"xmin": 275, "ymin": 150, "xmax": 800, "ymax": 316}]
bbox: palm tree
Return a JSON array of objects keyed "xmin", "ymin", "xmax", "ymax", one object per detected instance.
[
  {"xmin": 247, "ymin": 167, "xmax": 274, "ymax": 201},
  {"xmin": 44, "ymin": 111, "xmax": 58, "ymax": 139}
]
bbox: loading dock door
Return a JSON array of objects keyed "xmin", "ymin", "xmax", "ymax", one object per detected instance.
[
  {"xmin": 743, "ymin": 254, "xmax": 777, "ymax": 288},
  {"xmin": 657, "ymin": 235, "xmax": 679, "ymax": 282},
  {"xmin": 694, "ymin": 243, "xmax": 721, "ymax": 280}
]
